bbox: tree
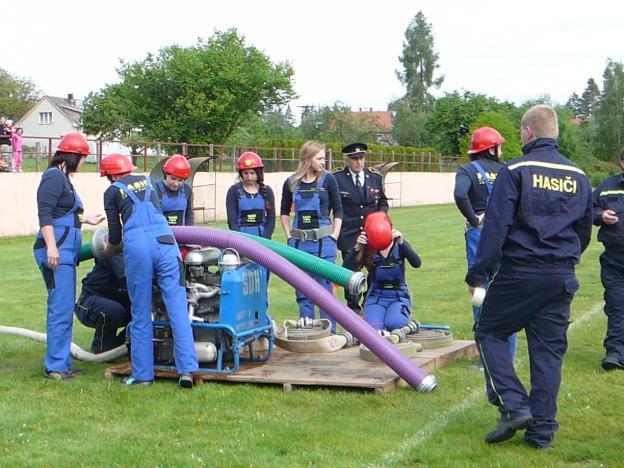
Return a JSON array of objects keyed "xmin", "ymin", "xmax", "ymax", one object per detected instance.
[
  {"xmin": 391, "ymin": 98, "xmax": 430, "ymax": 147},
  {"xmin": 0, "ymin": 68, "xmax": 40, "ymax": 120},
  {"xmin": 396, "ymin": 11, "xmax": 443, "ymax": 110},
  {"xmin": 566, "ymin": 92, "xmax": 583, "ymax": 117},
  {"xmin": 297, "ymin": 103, "xmax": 381, "ymax": 143},
  {"xmin": 595, "ymin": 60, "xmax": 624, "ymax": 161},
  {"xmin": 83, "ymin": 29, "xmax": 295, "ymax": 146},
  {"xmin": 82, "ymin": 84, "xmax": 135, "ymax": 141},
  {"xmin": 225, "ymin": 106, "xmax": 300, "ymax": 144},
  {"xmin": 580, "ymin": 78, "xmax": 600, "ymax": 119},
  {"xmin": 425, "ymin": 91, "xmax": 506, "ymax": 155}
]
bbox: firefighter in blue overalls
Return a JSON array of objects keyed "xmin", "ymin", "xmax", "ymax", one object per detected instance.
[
  {"xmin": 75, "ymin": 253, "xmax": 131, "ymax": 353},
  {"xmin": 34, "ymin": 133, "xmax": 105, "ymax": 380},
  {"xmin": 226, "ymin": 152, "xmax": 276, "ymax": 239},
  {"xmin": 592, "ymin": 147, "xmax": 624, "ymax": 371},
  {"xmin": 280, "ymin": 141, "xmax": 343, "ymax": 332},
  {"xmin": 344, "ymin": 212, "xmax": 421, "ymax": 331},
  {"xmin": 466, "ymin": 105, "xmax": 593, "ymax": 448},
  {"xmin": 100, "ymin": 153, "xmax": 198, "ymax": 388},
  {"xmin": 454, "ymin": 127, "xmax": 517, "ymax": 364},
  {"xmin": 154, "ymin": 154, "xmax": 194, "ymax": 226}
]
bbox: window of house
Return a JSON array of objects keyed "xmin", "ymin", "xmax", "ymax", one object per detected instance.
[{"xmin": 39, "ymin": 112, "xmax": 52, "ymax": 125}]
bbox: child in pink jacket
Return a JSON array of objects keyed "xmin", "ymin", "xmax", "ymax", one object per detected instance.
[{"xmin": 11, "ymin": 128, "xmax": 23, "ymax": 172}]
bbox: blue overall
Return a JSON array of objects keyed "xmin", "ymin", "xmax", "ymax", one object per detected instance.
[
  {"xmin": 364, "ymin": 242, "xmax": 411, "ymax": 331},
  {"xmin": 236, "ymin": 186, "xmax": 267, "ymax": 237},
  {"xmin": 113, "ymin": 177, "xmax": 197, "ymax": 380},
  {"xmin": 33, "ymin": 167, "xmax": 83, "ymax": 372},
  {"xmin": 287, "ymin": 173, "xmax": 338, "ymax": 332},
  {"xmin": 155, "ymin": 180, "xmax": 188, "ymax": 226},
  {"xmin": 467, "ymin": 161, "xmax": 517, "ymax": 359}
]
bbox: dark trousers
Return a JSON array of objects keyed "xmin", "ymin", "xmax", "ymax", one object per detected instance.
[
  {"xmin": 75, "ymin": 293, "xmax": 131, "ymax": 353},
  {"xmin": 341, "ymin": 249, "xmax": 362, "ymax": 313},
  {"xmin": 474, "ymin": 265, "xmax": 578, "ymax": 447},
  {"xmin": 600, "ymin": 253, "xmax": 624, "ymax": 361}
]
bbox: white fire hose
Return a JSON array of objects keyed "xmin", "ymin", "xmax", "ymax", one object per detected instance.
[
  {"xmin": 0, "ymin": 326, "xmax": 218, "ymax": 363},
  {"xmin": 0, "ymin": 326, "xmax": 127, "ymax": 362}
]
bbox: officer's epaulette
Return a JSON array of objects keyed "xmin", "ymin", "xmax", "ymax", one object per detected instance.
[
  {"xmin": 368, "ymin": 167, "xmax": 382, "ymax": 176},
  {"xmin": 332, "ymin": 167, "xmax": 347, "ymax": 175}
]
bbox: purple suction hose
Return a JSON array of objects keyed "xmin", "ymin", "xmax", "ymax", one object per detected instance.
[{"xmin": 173, "ymin": 226, "xmax": 437, "ymax": 392}]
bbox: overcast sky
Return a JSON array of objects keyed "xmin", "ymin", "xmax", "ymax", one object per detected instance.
[{"xmin": 4, "ymin": 0, "xmax": 623, "ymax": 119}]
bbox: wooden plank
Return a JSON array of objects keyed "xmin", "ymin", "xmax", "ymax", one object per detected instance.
[{"xmin": 106, "ymin": 340, "xmax": 477, "ymax": 393}]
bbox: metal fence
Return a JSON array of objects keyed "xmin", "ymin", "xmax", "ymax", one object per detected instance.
[{"xmin": 5, "ymin": 135, "xmax": 461, "ymax": 173}]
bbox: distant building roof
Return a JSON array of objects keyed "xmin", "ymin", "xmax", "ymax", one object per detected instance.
[
  {"xmin": 346, "ymin": 109, "xmax": 393, "ymax": 133},
  {"xmin": 46, "ymin": 95, "xmax": 83, "ymax": 126}
]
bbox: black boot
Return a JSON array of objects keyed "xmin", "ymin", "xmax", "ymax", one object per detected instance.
[
  {"xmin": 601, "ymin": 354, "xmax": 624, "ymax": 371},
  {"xmin": 485, "ymin": 413, "xmax": 533, "ymax": 444}
]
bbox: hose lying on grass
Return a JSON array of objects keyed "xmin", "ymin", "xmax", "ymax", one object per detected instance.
[{"xmin": 0, "ymin": 326, "xmax": 127, "ymax": 362}]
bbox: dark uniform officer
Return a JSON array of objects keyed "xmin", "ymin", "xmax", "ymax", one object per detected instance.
[
  {"xmin": 334, "ymin": 142, "xmax": 388, "ymax": 313},
  {"xmin": 592, "ymin": 148, "xmax": 624, "ymax": 371},
  {"xmin": 466, "ymin": 105, "xmax": 592, "ymax": 449},
  {"xmin": 75, "ymin": 254, "xmax": 131, "ymax": 353}
]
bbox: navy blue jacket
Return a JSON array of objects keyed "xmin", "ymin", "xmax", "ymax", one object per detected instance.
[
  {"xmin": 466, "ymin": 139, "xmax": 593, "ymax": 286},
  {"xmin": 333, "ymin": 167, "xmax": 388, "ymax": 252},
  {"xmin": 103, "ymin": 175, "xmax": 163, "ymax": 245},
  {"xmin": 593, "ymin": 172, "xmax": 624, "ymax": 261},
  {"xmin": 225, "ymin": 182, "xmax": 276, "ymax": 238},
  {"xmin": 36, "ymin": 168, "xmax": 79, "ymax": 227},
  {"xmin": 454, "ymin": 158, "xmax": 505, "ymax": 227},
  {"xmin": 280, "ymin": 172, "xmax": 343, "ymax": 220},
  {"xmin": 80, "ymin": 254, "xmax": 129, "ymax": 306}
]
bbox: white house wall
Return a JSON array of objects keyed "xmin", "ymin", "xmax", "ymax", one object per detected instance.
[{"xmin": 17, "ymin": 98, "xmax": 79, "ymax": 155}]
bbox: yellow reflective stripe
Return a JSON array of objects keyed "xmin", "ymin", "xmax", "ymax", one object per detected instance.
[
  {"xmin": 600, "ymin": 190, "xmax": 624, "ymax": 196},
  {"xmin": 507, "ymin": 161, "xmax": 585, "ymax": 175}
]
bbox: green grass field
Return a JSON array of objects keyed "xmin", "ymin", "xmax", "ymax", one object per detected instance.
[{"xmin": 1, "ymin": 204, "xmax": 622, "ymax": 466}]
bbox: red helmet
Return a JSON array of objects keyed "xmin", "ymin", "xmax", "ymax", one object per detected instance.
[
  {"xmin": 57, "ymin": 133, "xmax": 90, "ymax": 155},
  {"xmin": 163, "ymin": 154, "xmax": 190, "ymax": 179},
  {"xmin": 365, "ymin": 212, "xmax": 393, "ymax": 251},
  {"xmin": 237, "ymin": 152, "xmax": 264, "ymax": 170},
  {"xmin": 100, "ymin": 153, "xmax": 136, "ymax": 176},
  {"xmin": 467, "ymin": 127, "xmax": 505, "ymax": 154}
]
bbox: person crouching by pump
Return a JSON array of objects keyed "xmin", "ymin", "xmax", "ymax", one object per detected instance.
[
  {"xmin": 226, "ymin": 152, "xmax": 276, "ymax": 239},
  {"xmin": 75, "ymin": 253, "xmax": 131, "ymax": 354},
  {"xmin": 154, "ymin": 154, "xmax": 194, "ymax": 226},
  {"xmin": 99, "ymin": 153, "xmax": 198, "ymax": 388},
  {"xmin": 280, "ymin": 141, "xmax": 343, "ymax": 333},
  {"xmin": 344, "ymin": 212, "xmax": 421, "ymax": 331}
]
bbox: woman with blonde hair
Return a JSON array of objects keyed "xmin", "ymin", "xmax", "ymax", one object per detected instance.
[{"xmin": 280, "ymin": 141, "xmax": 343, "ymax": 331}]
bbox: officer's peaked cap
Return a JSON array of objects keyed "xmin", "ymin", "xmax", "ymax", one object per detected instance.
[{"xmin": 341, "ymin": 142, "xmax": 368, "ymax": 158}]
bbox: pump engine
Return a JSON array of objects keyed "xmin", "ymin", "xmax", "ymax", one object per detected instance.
[{"xmin": 152, "ymin": 246, "xmax": 274, "ymax": 374}]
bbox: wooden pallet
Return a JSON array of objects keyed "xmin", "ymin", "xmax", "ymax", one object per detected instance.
[{"xmin": 106, "ymin": 340, "xmax": 477, "ymax": 393}]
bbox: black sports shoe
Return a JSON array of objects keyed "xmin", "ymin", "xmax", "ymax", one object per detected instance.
[
  {"xmin": 43, "ymin": 368, "xmax": 75, "ymax": 381},
  {"xmin": 178, "ymin": 373, "xmax": 194, "ymax": 389},
  {"xmin": 601, "ymin": 354, "xmax": 624, "ymax": 371},
  {"xmin": 485, "ymin": 414, "xmax": 533, "ymax": 444}
]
